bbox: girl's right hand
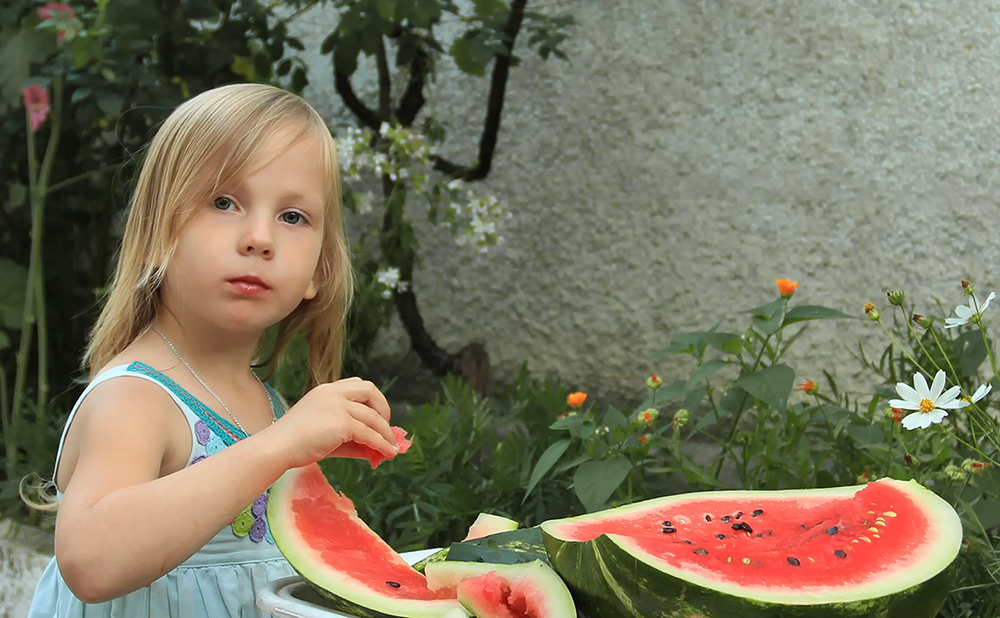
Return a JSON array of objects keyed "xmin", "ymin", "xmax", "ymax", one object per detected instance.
[{"xmin": 268, "ymin": 377, "xmax": 396, "ymax": 470}]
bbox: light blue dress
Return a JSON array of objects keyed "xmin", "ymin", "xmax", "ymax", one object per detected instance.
[{"xmin": 27, "ymin": 361, "xmax": 296, "ymax": 618}]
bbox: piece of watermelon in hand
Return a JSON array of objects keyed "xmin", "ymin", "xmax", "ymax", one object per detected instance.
[{"xmin": 332, "ymin": 426, "xmax": 412, "ymax": 468}]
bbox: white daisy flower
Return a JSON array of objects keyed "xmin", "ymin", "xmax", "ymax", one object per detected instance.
[
  {"xmin": 889, "ymin": 370, "xmax": 969, "ymax": 430},
  {"xmin": 944, "ymin": 292, "xmax": 996, "ymax": 329},
  {"xmin": 971, "ymin": 383, "xmax": 993, "ymax": 403}
]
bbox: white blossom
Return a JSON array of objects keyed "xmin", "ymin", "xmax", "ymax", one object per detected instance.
[{"xmin": 889, "ymin": 370, "xmax": 969, "ymax": 430}]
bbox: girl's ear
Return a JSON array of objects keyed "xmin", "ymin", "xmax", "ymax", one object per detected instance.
[{"xmin": 304, "ymin": 278, "xmax": 318, "ymax": 301}]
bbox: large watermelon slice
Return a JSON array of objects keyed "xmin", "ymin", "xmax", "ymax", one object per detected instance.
[
  {"xmin": 267, "ymin": 463, "xmax": 469, "ymax": 618},
  {"xmin": 541, "ymin": 479, "xmax": 961, "ymax": 618}
]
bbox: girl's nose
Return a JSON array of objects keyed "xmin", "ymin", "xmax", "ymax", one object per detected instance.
[{"xmin": 239, "ymin": 216, "xmax": 274, "ymax": 258}]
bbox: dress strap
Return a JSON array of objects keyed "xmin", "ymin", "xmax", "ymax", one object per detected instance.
[{"xmin": 53, "ymin": 362, "xmax": 287, "ymax": 492}]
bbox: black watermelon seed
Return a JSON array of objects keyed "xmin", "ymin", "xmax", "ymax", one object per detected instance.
[
  {"xmin": 705, "ymin": 515, "xmax": 713, "ymax": 522},
  {"xmin": 735, "ymin": 511, "xmax": 743, "ymax": 520},
  {"xmin": 800, "ymin": 524, "xmax": 807, "ymax": 529},
  {"xmin": 752, "ymin": 509, "xmax": 763, "ymax": 517},
  {"xmin": 662, "ymin": 527, "xmax": 677, "ymax": 533},
  {"xmin": 742, "ymin": 523, "xmax": 753, "ymax": 534},
  {"xmin": 756, "ymin": 533, "xmax": 764, "ymax": 538},
  {"xmin": 731, "ymin": 523, "xmax": 743, "ymax": 531},
  {"xmin": 716, "ymin": 534, "xmax": 726, "ymax": 539},
  {"xmin": 827, "ymin": 526, "xmax": 838, "ymax": 535},
  {"xmin": 834, "ymin": 550, "xmax": 847, "ymax": 559},
  {"xmin": 787, "ymin": 557, "xmax": 800, "ymax": 566},
  {"xmin": 662, "ymin": 521, "xmax": 673, "ymax": 526},
  {"xmin": 684, "ymin": 540, "xmax": 693, "ymax": 544},
  {"xmin": 722, "ymin": 515, "xmax": 732, "ymax": 523},
  {"xmin": 694, "ymin": 548, "xmax": 709, "ymax": 555},
  {"xmin": 387, "ymin": 581, "xmax": 401, "ymax": 588}
]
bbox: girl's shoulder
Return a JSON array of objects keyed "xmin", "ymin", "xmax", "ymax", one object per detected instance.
[{"xmin": 55, "ymin": 358, "xmax": 195, "ymax": 492}]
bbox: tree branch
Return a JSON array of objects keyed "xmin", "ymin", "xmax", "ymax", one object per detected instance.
[
  {"xmin": 334, "ymin": 68, "xmax": 380, "ymax": 131},
  {"xmin": 429, "ymin": 0, "xmax": 528, "ymax": 180},
  {"xmin": 396, "ymin": 49, "xmax": 427, "ymax": 127}
]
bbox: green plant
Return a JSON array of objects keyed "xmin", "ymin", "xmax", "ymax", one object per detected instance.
[
  {"xmin": 0, "ymin": 0, "xmax": 310, "ymax": 520},
  {"xmin": 319, "ymin": 369, "xmax": 577, "ymax": 552}
]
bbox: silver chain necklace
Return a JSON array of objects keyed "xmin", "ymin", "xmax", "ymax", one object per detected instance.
[{"xmin": 153, "ymin": 327, "xmax": 276, "ymax": 436}]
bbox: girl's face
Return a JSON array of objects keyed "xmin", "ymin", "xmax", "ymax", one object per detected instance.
[{"xmin": 159, "ymin": 126, "xmax": 327, "ymax": 336}]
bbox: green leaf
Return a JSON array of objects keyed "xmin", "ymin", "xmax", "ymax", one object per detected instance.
[
  {"xmin": 573, "ymin": 457, "xmax": 632, "ymax": 512},
  {"xmin": 523, "ymin": 439, "xmax": 569, "ymax": 502},
  {"xmin": 450, "ymin": 35, "xmax": 487, "ymax": 77},
  {"xmin": 648, "ymin": 342, "xmax": 695, "ymax": 358},
  {"xmin": 783, "ymin": 305, "xmax": 857, "ymax": 325},
  {"xmin": 685, "ymin": 359, "xmax": 728, "ymax": 390},
  {"xmin": 0, "ymin": 330, "xmax": 9, "ymax": 351},
  {"xmin": 747, "ymin": 299, "xmax": 786, "ymax": 335},
  {"xmin": 376, "ymin": 0, "xmax": 395, "ymax": 21},
  {"xmin": 0, "ymin": 258, "xmax": 29, "ymax": 328},
  {"xmin": 702, "ymin": 332, "xmax": 741, "ymax": 354},
  {"xmin": 334, "ymin": 32, "xmax": 361, "ymax": 76},
  {"xmin": 0, "ymin": 26, "xmax": 53, "ymax": 104},
  {"xmin": 735, "ymin": 364, "xmax": 795, "ymax": 412},
  {"xmin": 603, "ymin": 407, "xmax": 628, "ymax": 431},
  {"xmin": 8, "ymin": 183, "xmax": 26, "ymax": 209}
]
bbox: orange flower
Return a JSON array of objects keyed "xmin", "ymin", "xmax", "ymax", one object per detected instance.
[
  {"xmin": 776, "ymin": 278, "xmax": 799, "ymax": 299},
  {"xmin": 891, "ymin": 407, "xmax": 905, "ymax": 425},
  {"xmin": 567, "ymin": 392, "xmax": 587, "ymax": 408},
  {"xmin": 795, "ymin": 379, "xmax": 816, "ymax": 393},
  {"xmin": 971, "ymin": 461, "xmax": 989, "ymax": 475}
]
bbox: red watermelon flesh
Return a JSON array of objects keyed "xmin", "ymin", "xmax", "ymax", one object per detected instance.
[
  {"xmin": 457, "ymin": 571, "xmax": 534, "ymax": 618},
  {"xmin": 288, "ymin": 463, "xmax": 435, "ymax": 599},
  {"xmin": 340, "ymin": 425, "xmax": 412, "ymax": 468},
  {"xmin": 550, "ymin": 480, "xmax": 940, "ymax": 593}
]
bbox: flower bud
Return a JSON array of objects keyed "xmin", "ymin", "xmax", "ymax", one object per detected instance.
[
  {"xmin": 646, "ymin": 373, "xmax": 663, "ymax": 389},
  {"xmin": 946, "ymin": 463, "xmax": 968, "ymax": 482},
  {"xmin": 961, "ymin": 280, "xmax": 974, "ymax": 295},
  {"xmin": 639, "ymin": 408, "xmax": 659, "ymax": 425},
  {"xmin": 856, "ymin": 472, "xmax": 870, "ymax": 484},
  {"xmin": 904, "ymin": 454, "xmax": 919, "ymax": 467},
  {"xmin": 638, "ymin": 434, "xmax": 650, "ymax": 444},
  {"xmin": 776, "ymin": 278, "xmax": 799, "ymax": 299},
  {"xmin": 672, "ymin": 408, "xmax": 689, "ymax": 429},
  {"xmin": 886, "ymin": 289, "xmax": 905, "ymax": 306},
  {"xmin": 911, "ymin": 313, "xmax": 932, "ymax": 329},
  {"xmin": 863, "ymin": 302, "xmax": 881, "ymax": 321}
]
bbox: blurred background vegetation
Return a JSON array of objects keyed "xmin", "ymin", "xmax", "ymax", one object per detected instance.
[{"xmin": 1, "ymin": 2, "xmax": 997, "ymax": 615}]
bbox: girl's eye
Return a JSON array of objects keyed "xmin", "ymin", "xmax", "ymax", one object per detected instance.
[
  {"xmin": 280, "ymin": 211, "xmax": 305, "ymax": 225},
  {"xmin": 213, "ymin": 196, "xmax": 235, "ymax": 210}
]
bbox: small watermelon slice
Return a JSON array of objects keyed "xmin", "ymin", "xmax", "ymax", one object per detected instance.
[
  {"xmin": 425, "ymin": 560, "xmax": 577, "ymax": 618},
  {"xmin": 463, "ymin": 513, "xmax": 520, "ymax": 540},
  {"xmin": 268, "ymin": 463, "xmax": 468, "ymax": 618},
  {"xmin": 541, "ymin": 479, "xmax": 962, "ymax": 618},
  {"xmin": 334, "ymin": 425, "xmax": 413, "ymax": 468}
]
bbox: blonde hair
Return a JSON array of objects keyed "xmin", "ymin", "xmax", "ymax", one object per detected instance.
[{"xmin": 85, "ymin": 83, "xmax": 351, "ymax": 389}]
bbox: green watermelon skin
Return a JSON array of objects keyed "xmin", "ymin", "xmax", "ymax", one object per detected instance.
[{"xmin": 544, "ymin": 531, "xmax": 954, "ymax": 618}]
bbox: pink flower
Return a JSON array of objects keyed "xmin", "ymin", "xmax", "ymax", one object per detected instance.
[
  {"xmin": 22, "ymin": 84, "xmax": 50, "ymax": 132},
  {"xmin": 37, "ymin": 2, "xmax": 75, "ymax": 20},
  {"xmin": 37, "ymin": 3, "xmax": 78, "ymax": 46}
]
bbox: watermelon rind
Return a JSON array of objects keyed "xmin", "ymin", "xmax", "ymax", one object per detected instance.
[
  {"xmin": 540, "ymin": 480, "xmax": 961, "ymax": 618},
  {"xmin": 463, "ymin": 512, "xmax": 520, "ymax": 540},
  {"xmin": 268, "ymin": 465, "xmax": 470, "ymax": 618},
  {"xmin": 425, "ymin": 559, "xmax": 577, "ymax": 617}
]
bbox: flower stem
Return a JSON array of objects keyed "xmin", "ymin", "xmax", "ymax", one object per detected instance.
[{"xmin": 877, "ymin": 318, "xmax": 932, "ymax": 378}]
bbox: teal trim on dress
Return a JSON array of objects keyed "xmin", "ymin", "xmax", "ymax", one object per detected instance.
[{"xmin": 125, "ymin": 361, "xmax": 286, "ymax": 446}]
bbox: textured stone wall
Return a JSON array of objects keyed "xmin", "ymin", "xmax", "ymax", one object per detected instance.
[{"xmin": 291, "ymin": 0, "xmax": 1000, "ymax": 401}]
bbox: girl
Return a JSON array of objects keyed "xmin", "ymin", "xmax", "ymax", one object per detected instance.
[{"xmin": 27, "ymin": 83, "xmax": 400, "ymax": 617}]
